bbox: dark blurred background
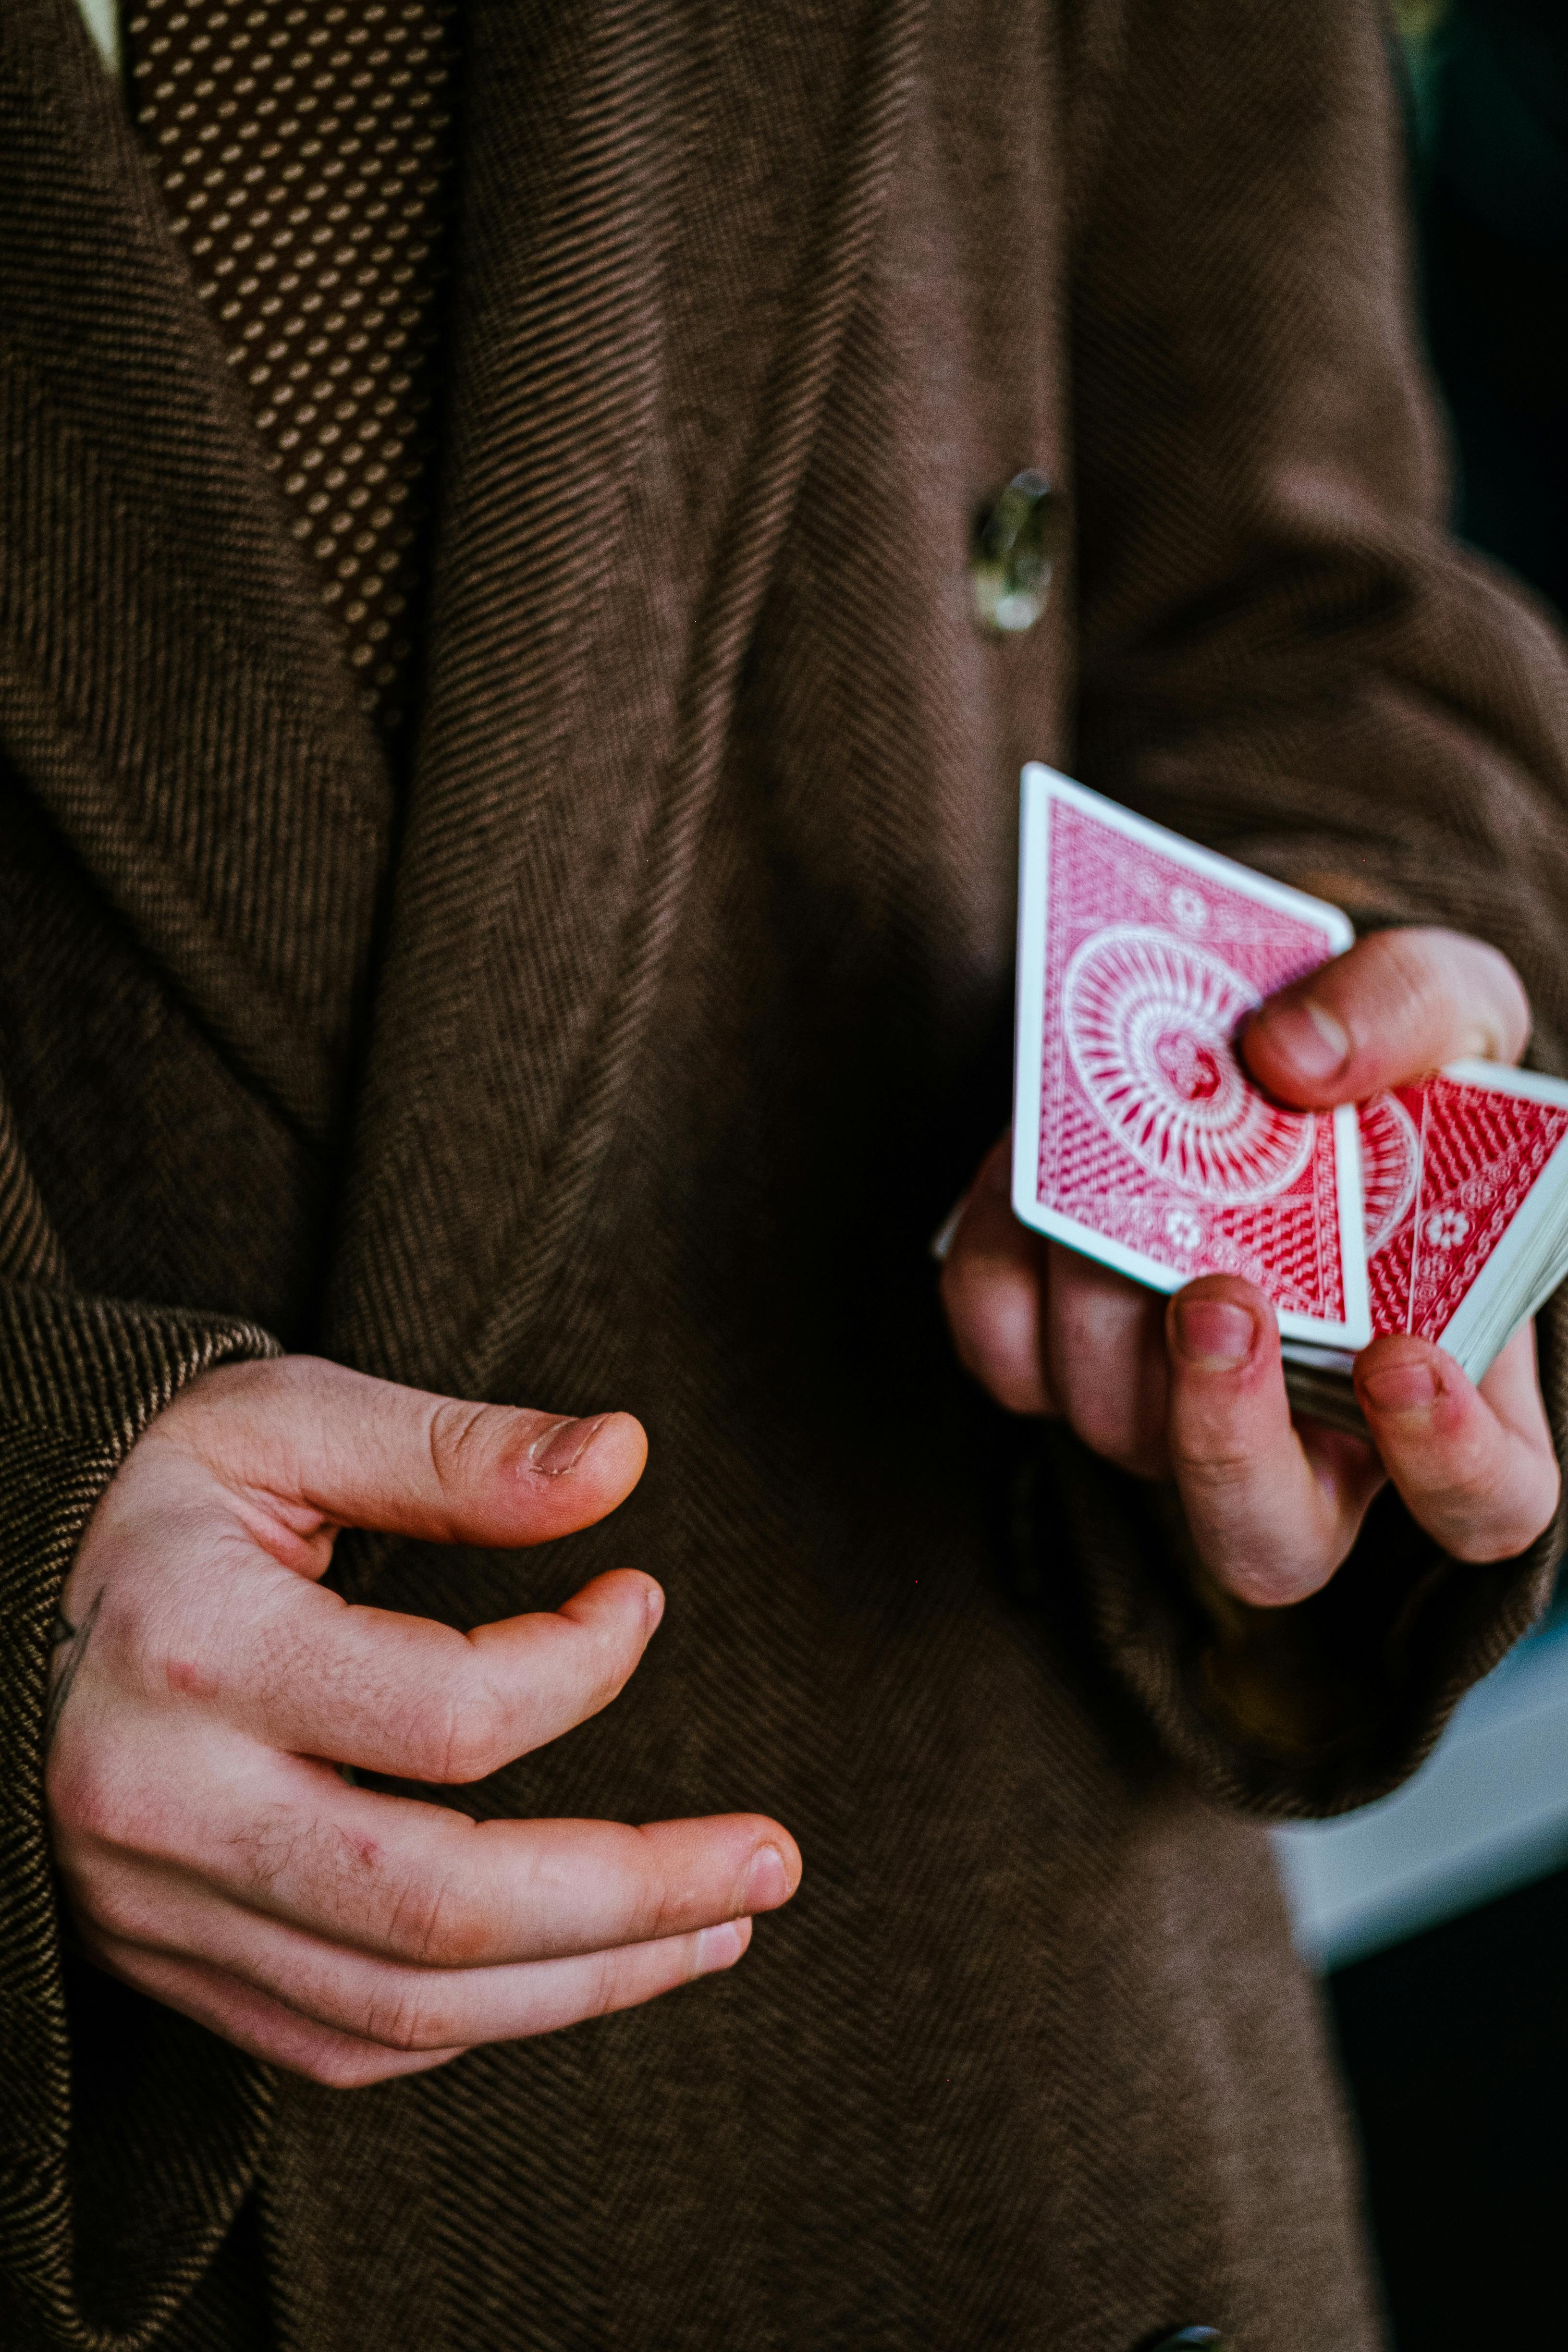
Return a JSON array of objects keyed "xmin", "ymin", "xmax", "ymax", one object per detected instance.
[
  {"xmin": 1401, "ymin": 0, "xmax": 1568, "ymax": 618},
  {"xmin": 1289, "ymin": 10, "xmax": 1568, "ymax": 2344}
]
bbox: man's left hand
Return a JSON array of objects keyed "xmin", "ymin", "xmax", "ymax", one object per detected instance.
[{"xmin": 941, "ymin": 928, "xmax": 1560, "ymax": 1606}]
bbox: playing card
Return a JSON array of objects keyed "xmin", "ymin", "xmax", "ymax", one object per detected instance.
[
  {"xmin": 1012, "ymin": 765, "xmax": 1370, "ymax": 1346},
  {"xmin": 1362, "ymin": 1062, "xmax": 1568, "ymax": 1364},
  {"xmin": 1282, "ymin": 1062, "xmax": 1568, "ymax": 1432}
]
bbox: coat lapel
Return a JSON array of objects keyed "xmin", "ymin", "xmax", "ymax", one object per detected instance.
[
  {"xmin": 328, "ymin": 0, "xmax": 929, "ymax": 1390},
  {"xmin": 0, "ymin": 0, "xmax": 391, "ymax": 1145}
]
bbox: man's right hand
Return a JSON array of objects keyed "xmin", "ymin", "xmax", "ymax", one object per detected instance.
[{"xmin": 44, "ymin": 1356, "xmax": 800, "ymax": 2087}]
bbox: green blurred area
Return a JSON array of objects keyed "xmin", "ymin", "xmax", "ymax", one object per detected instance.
[{"xmin": 1396, "ymin": 0, "xmax": 1568, "ymax": 616}]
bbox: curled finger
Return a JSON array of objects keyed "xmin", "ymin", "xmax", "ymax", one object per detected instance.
[
  {"xmin": 81, "ymin": 1884, "xmax": 754, "ymax": 2069},
  {"xmin": 1166, "ymin": 1277, "xmax": 1384, "ymax": 1605},
  {"xmin": 75, "ymin": 1740, "xmax": 800, "ymax": 1969},
  {"xmin": 155, "ymin": 1565, "xmax": 668, "ymax": 1784},
  {"xmin": 939, "ymin": 1135, "xmax": 1054, "ymax": 1415},
  {"xmin": 1355, "ymin": 1322, "xmax": 1559, "ymax": 1562},
  {"xmin": 1045, "ymin": 1242, "xmax": 1171, "ymax": 1479},
  {"xmin": 79, "ymin": 1933, "xmax": 466, "ymax": 2090}
]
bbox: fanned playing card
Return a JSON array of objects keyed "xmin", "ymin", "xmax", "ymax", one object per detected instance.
[
  {"xmin": 1361, "ymin": 1066, "xmax": 1568, "ymax": 1357},
  {"xmin": 1284, "ymin": 1062, "xmax": 1568, "ymax": 1427},
  {"xmin": 1012, "ymin": 765, "xmax": 1370, "ymax": 1347}
]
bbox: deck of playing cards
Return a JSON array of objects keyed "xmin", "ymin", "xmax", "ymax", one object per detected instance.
[
  {"xmin": 1280, "ymin": 1066, "xmax": 1568, "ymax": 1432},
  {"xmin": 1012, "ymin": 765, "xmax": 1568, "ymax": 1426}
]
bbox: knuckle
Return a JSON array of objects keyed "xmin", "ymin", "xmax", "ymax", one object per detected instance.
[
  {"xmin": 1412, "ymin": 1438, "xmax": 1506, "ymax": 1523},
  {"xmin": 72, "ymin": 1867, "xmax": 162, "ymax": 1947},
  {"xmin": 626, "ymin": 1859, "xmax": 683, "ymax": 1947},
  {"xmin": 133, "ymin": 1578, "xmax": 252, "ymax": 1711},
  {"xmin": 359, "ymin": 1979, "xmax": 439, "ymax": 2053},
  {"xmin": 1345, "ymin": 929, "xmax": 1442, "ymax": 1051},
  {"xmin": 49, "ymin": 1746, "xmax": 137, "ymax": 1850},
  {"xmin": 229, "ymin": 1801, "xmax": 309, "ymax": 1899},
  {"xmin": 642, "ymin": 1888, "xmax": 682, "ymax": 1947},
  {"xmin": 1442, "ymin": 1466, "xmax": 1497, "ymax": 1521},
  {"xmin": 401, "ymin": 1678, "xmax": 508, "ymax": 1786},
  {"xmin": 1369, "ymin": 926, "xmax": 1528, "ymax": 1058},
  {"xmin": 580, "ymin": 1629, "xmax": 640, "ymax": 1720},
  {"xmin": 157, "ymin": 1644, "xmax": 225, "ymax": 1706},
  {"xmin": 386, "ymin": 1867, "xmax": 492, "ymax": 1970},
  {"xmin": 426, "ymin": 1398, "xmax": 503, "ymax": 1499},
  {"xmin": 1372, "ymin": 924, "xmax": 1444, "ymax": 1006},
  {"xmin": 587, "ymin": 1947, "xmax": 630, "ymax": 2021},
  {"xmin": 1169, "ymin": 1433, "xmax": 1256, "ymax": 1494},
  {"xmin": 1411, "ymin": 1468, "xmax": 1515, "ymax": 1558}
]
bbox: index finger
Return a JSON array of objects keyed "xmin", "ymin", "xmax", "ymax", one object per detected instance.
[
  {"xmin": 151, "ymin": 1560, "xmax": 667, "ymax": 1784},
  {"xmin": 1242, "ymin": 927, "xmax": 1530, "ymax": 1110},
  {"xmin": 1355, "ymin": 1321, "xmax": 1560, "ymax": 1562},
  {"xmin": 939, "ymin": 1135, "xmax": 1056, "ymax": 1416}
]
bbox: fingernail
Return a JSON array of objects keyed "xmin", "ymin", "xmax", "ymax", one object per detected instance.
[
  {"xmin": 696, "ymin": 1920, "xmax": 747, "ymax": 1973},
  {"xmin": 1359, "ymin": 1359, "xmax": 1437, "ymax": 1418},
  {"xmin": 643, "ymin": 1580, "xmax": 665, "ymax": 1633},
  {"xmin": 526, "ymin": 1413, "xmax": 607, "ymax": 1475},
  {"xmin": 743, "ymin": 1844, "xmax": 791, "ymax": 1912},
  {"xmin": 1264, "ymin": 998, "xmax": 1349, "ymax": 1084},
  {"xmin": 1174, "ymin": 1299, "xmax": 1256, "ymax": 1370}
]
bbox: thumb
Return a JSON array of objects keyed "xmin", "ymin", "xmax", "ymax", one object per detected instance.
[{"xmin": 152, "ymin": 1355, "xmax": 649, "ymax": 1553}]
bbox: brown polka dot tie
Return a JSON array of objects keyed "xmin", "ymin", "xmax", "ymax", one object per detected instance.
[{"xmin": 123, "ymin": 0, "xmax": 462, "ymax": 748}]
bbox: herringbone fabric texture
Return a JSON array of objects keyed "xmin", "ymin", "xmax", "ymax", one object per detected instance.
[
  {"xmin": 124, "ymin": 0, "xmax": 461, "ymax": 744},
  {"xmin": 4, "ymin": 0, "xmax": 1568, "ymax": 2348}
]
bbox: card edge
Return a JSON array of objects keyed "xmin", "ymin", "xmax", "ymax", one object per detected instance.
[
  {"xmin": 1018, "ymin": 762, "xmax": 1354, "ymax": 951},
  {"xmin": 1430, "ymin": 1116, "xmax": 1568, "ymax": 1371},
  {"xmin": 1440, "ymin": 1057, "xmax": 1568, "ymax": 1107},
  {"xmin": 1011, "ymin": 770, "xmax": 1052, "ymax": 1229}
]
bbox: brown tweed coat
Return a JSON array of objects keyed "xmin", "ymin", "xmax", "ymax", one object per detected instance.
[{"xmin": 5, "ymin": 1, "xmax": 1568, "ymax": 2347}]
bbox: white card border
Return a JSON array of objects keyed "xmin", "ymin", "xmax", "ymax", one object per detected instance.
[
  {"xmin": 1440, "ymin": 1058, "xmax": 1568, "ymax": 1109},
  {"xmin": 1011, "ymin": 764, "xmax": 1371, "ymax": 1348},
  {"xmin": 1420, "ymin": 1059, "xmax": 1568, "ymax": 1371}
]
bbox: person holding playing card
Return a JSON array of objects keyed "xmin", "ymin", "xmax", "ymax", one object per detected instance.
[
  {"xmin": 941, "ymin": 772, "xmax": 1563, "ymax": 1614},
  {"xmin": 7, "ymin": 4, "xmax": 1568, "ymax": 2352}
]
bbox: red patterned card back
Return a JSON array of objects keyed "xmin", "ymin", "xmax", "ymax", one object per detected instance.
[
  {"xmin": 1362, "ymin": 1076, "xmax": 1568, "ymax": 1340},
  {"xmin": 1033, "ymin": 794, "xmax": 1352, "ymax": 1324}
]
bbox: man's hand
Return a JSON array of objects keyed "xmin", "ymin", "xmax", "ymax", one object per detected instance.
[
  {"xmin": 942, "ymin": 927, "xmax": 1560, "ymax": 1605},
  {"xmin": 46, "ymin": 1357, "xmax": 800, "ymax": 2087}
]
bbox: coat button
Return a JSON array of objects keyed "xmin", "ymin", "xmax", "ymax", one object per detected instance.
[{"xmin": 970, "ymin": 468, "xmax": 1066, "ymax": 634}]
